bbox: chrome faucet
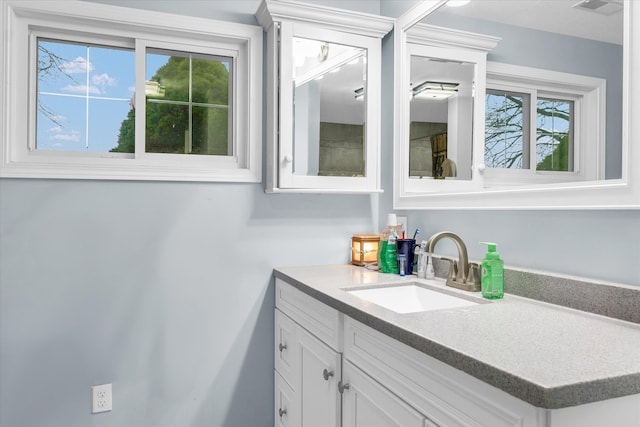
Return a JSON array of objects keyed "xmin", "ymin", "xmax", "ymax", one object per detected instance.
[{"xmin": 426, "ymin": 231, "xmax": 481, "ymax": 292}]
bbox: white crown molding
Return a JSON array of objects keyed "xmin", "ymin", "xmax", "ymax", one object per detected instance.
[
  {"xmin": 255, "ymin": 0, "xmax": 394, "ymax": 38},
  {"xmin": 407, "ymin": 23, "xmax": 501, "ymax": 52}
]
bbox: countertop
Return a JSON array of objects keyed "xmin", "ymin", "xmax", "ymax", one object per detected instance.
[{"xmin": 273, "ymin": 264, "xmax": 640, "ymax": 410}]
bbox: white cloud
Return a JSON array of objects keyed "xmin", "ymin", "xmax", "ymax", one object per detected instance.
[
  {"xmin": 92, "ymin": 73, "xmax": 117, "ymax": 87},
  {"xmin": 61, "ymin": 84, "xmax": 101, "ymax": 95},
  {"xmin": 60, "ymin": 56, "xmax": 94, "ymax": 74},
  {"xmin": 51, "ymin": 131, "xmax": 81, "ymax": 142},
  {"xmin": 47, "ymin": 126, "xmax": 62, "ymax": 133}
]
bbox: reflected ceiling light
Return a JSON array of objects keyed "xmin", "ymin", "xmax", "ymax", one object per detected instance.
[
  {"xmin": 412, "ymin": 81, "xmax": 459, "ymax": 100},
  {"xmin": 354, "ymin": 87, "xmax": 364, "ymax": 101},
  {"xmin": 446, "ymin": 0, "xmax": 470, "ymax": 7}
]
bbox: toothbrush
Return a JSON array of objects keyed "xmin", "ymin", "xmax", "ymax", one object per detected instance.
[
  {"xmin": 402, "ymin": 227, "xmax": 406, "ymax": 239},
  {"xmin": 412, "ymin": 228, "xmax": 420, "ymax": 240}
]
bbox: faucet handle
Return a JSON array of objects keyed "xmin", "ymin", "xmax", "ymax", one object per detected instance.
[
  {"xmin": 440, "ymin": 257, "xmax": 458, "ymax": 282},
  {"xmin": 465, "ymin": 262, "xmax": 481, "ymax": 291}
]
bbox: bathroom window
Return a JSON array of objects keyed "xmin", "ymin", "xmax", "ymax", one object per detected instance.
[
  {"xmin": 1, "ymin": 1, "xmax": 262, "ymax": 182},
  {"xmin": 484, "ymin": 62, "xmax": 605, "ymax": 185},
  {"xmin": 485, "ymin": 89, "xmax": 575, "ymax": 172}
]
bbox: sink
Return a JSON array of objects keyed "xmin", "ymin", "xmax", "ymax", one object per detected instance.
[{"xmin": 347, "ymin": 283, "xmax": 478, "ymax": 313}]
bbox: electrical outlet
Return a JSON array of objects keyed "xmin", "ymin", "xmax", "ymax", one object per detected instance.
[{"xmin": 92, "ymin": 383, "xmax": 112, "ymax": 413}]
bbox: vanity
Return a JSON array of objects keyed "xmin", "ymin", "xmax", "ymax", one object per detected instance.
[{"xmin": 273, "ymin": 265, "xmax": 640, "ymax": 427}]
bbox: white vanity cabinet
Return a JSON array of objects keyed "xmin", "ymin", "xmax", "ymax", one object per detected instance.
[{"xmin": 256, "ymin": 0, "xmax": 393, "ymax": 193}]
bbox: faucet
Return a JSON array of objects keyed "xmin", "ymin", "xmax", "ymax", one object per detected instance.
[{"xmin": 426, "ymin": 231, "xmax": 480, "ymax": 292}]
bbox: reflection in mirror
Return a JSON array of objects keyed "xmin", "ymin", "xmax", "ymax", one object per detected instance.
[
  {"xmin": 485, "ymin": 90, "xmax": 574, "ymax": 171},
  {"xmin": 409, "ymin": 54, "xmax": 474, "ymax": 180},
  {"xmin": 417, "ymin": 0, "xmax": 623, "ymax": 185},
  {"xmin": 292, "ymin": 37, "xmax": 366, "ymax": 177}
]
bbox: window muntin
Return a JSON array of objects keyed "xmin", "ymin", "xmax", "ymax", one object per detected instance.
[{"xmin": 36, "ymin": 39, "xmax": 135, "ymax": 153}]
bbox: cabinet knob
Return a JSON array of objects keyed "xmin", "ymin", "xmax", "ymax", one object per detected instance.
[
  {"xmin": 338, "ymin": 380, "xmax": 350, "ymax": 394},
  {"xmin": 477, "ymin": 163, "xmax": 486, "ymax": 174},
  {"xmin": 283, "ymin": 155, "xmax": 293, "ymax": 164},
  {"xmin": 278, "ymin": 343, "xmax": 287, "ymax": 352},
  {"xmin": 278, "ymin": 408, "xmax": 287, "ymax": 418},
  {"xmin": 322, "ymin": 369, "xmax": 334, "ymax": 381}
]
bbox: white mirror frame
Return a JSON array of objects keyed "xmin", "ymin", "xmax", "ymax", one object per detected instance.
[{"xmin": 393, "ymin": 0, "xmax": 640, "ymax": 209}]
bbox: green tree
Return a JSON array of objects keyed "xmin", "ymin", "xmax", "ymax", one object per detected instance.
[
  {"xmin": 537, "ymin": 133, "xmax": 569, "ymax": 171},
  {"xmin": 111, "ymin": 55, "xmax": 229, "ymax": 154}
]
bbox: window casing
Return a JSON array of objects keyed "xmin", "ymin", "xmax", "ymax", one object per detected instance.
[
  {"xmin": 1, "ymin": 1, "xmax": 262, "ymax": 182},
  {"xmin": 484, "ymin": 62, "xmax": 605, "ymax": 186}
]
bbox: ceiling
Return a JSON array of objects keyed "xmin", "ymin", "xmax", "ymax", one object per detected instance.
[{"xmin": 440, "ymin": 0, "xmax": 623, "ymax": 45}]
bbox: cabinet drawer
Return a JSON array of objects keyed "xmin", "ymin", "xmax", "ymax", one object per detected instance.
[
  {"xmin": 275, "ymin": 308, "xmax": 296, "ymax": 388},
  {"xmin": 275, "ymin": 278, "xmax": 342, "ymax": 351},
  {"xmin": 344, "ymin": 317, "xmax": 542, "ymax": 427},
  {"xmin": 275, "ymin": 370, "xmax": 298, "ymax": 427}
]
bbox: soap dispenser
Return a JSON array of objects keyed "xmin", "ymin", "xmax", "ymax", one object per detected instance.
[{"xmin": 480, "ymin": 242, "xmax": 504, "ymax": 299}]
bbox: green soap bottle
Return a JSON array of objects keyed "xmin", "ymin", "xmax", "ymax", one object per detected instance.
[
  {"xmin": 377, "ymin": 239, "xmax": 389, "ymax": 273},
  {"xmin": 480, "ymin": 242, "xmax": 504, "ymax": 299}
]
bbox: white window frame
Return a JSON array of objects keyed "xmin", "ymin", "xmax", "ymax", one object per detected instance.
[
  {"xmin": 484, "ymin": 62, "xmax": 605, "ymax": 187},
  {"xmin": 1, "ymin": 1, "xmax": 262, "ymax": 182}
]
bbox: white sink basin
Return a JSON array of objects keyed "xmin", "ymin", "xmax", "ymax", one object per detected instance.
[{"xmin": 347, "ymin": 283, "xmax": 478, "ymax": 313}]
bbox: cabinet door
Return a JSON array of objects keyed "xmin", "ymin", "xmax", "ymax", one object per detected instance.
[
  {"xmin": 275, "ymin": 371, "xmax": 297, "ymax": 427},
  {"xmin": 296, "ymin": 324, "xmax": 342, "ymax": 427},
  {"xmin": 342, "ymin": 360, "xmax": 432, "ymax": 427}
]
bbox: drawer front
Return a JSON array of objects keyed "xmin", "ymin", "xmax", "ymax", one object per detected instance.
[
  {"xmin": 275, "ymin": 278, "xmax": 342, "ymax": 351},
  {"xmin": 275, "ymin": 370, "xmax": 298, "ymax": 427},
  {"xmin": 275, "ymin": 308, "xmax": 297, "ymax": 388},
  {"xmin": 344, "ymin": 317, "xmax": 543, "ymax": 427}
]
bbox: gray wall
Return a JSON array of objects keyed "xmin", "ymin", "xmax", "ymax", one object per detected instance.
[{"xmin": 0, "ymin": 1, "xmax": 638, "ymax": 427}]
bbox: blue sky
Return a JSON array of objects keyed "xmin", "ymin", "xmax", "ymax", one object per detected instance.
[{"xmin": 37, "ymin": 40, "xmax": 168, "ymax": 152}]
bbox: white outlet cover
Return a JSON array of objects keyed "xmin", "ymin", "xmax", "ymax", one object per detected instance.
[{"xmin": 92, "ymin": 383, "xmax": 112, "ymax": 413}]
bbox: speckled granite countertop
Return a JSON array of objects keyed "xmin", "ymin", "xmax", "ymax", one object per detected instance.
[{"xmin": 273, "ymin": 265, "xmax": 640, "ymax": 410}]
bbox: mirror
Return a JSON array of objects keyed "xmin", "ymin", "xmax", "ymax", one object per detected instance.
[
  {"xmin": 292, "ymin": 37, "xmax": 366, "ymax": 177},
  {"xmin": 393, "ymin": 0, "xmax": 639, "ymax": 208},
  {"xmin": 423, "ymin": 0, "xmax": 621, "ymax": 185},
  {"xmin": 409, "ymin": 49, "xmax": 475, "ymax": 180}
]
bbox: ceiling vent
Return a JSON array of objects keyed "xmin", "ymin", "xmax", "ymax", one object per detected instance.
[{"xmin": 572, "ymin": 0, "xmax": 623, "ymax": 16}]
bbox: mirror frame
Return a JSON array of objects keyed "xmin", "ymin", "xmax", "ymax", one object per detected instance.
[{"xmin": 393, "ymin": 0, "xmax": 640, "ymax": 209}]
